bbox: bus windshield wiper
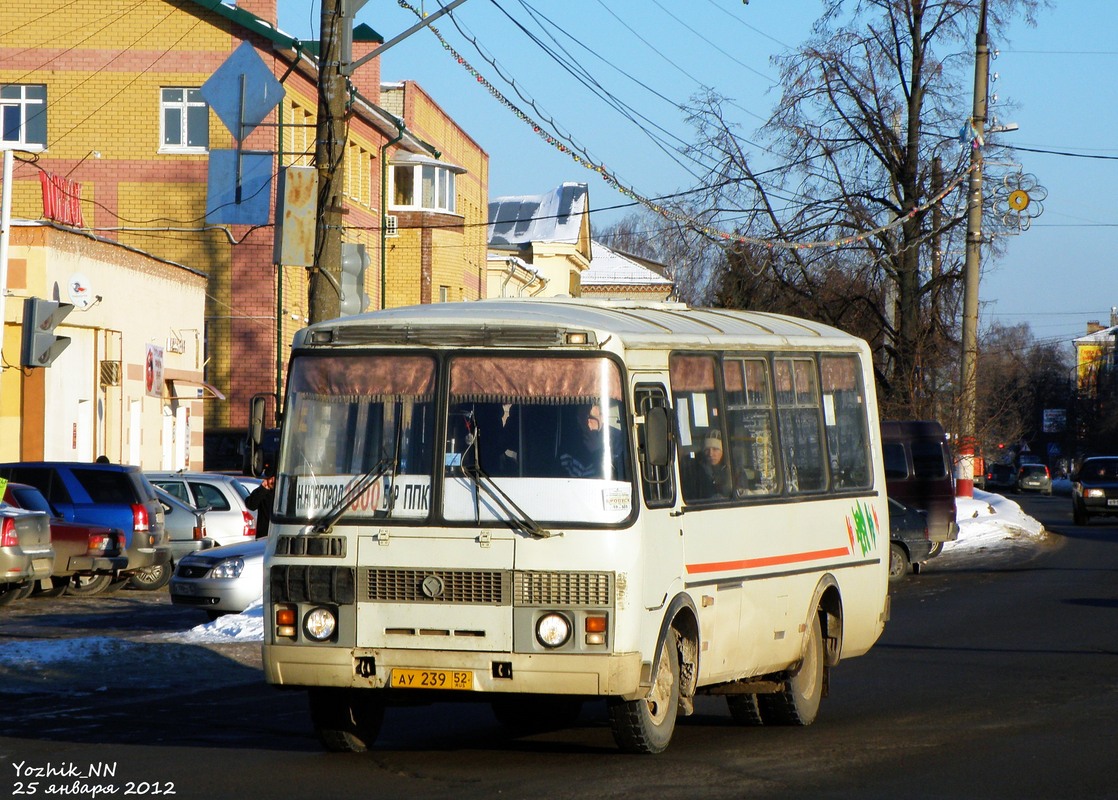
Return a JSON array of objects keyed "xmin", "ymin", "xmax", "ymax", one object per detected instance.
[
  {"xmin": 310, "ymin": 457, "xmax": 391, "ymax": 533},
  {"xmin": 457, "ymin": 414, "xmax": 551, "ymax": 538},
  {"xmin": 464, "ymin": 463, "xmax": 552, "ymax": 538}
]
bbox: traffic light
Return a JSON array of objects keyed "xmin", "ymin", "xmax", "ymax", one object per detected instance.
[
  {"xmin": 339, "ymin": 243, "xmax": 370, "ymax": 316},
  {"xmin": 20, "ymin": 297, "xmax": 73, "ymax": 368}
]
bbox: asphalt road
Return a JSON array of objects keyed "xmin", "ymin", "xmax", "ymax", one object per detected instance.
[{"xmin": 1, "ymin": 493, "xmax": 1115, "ymax": 800}]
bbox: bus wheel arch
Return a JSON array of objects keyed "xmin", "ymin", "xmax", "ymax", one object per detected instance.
[
  {"xmin": 811, "ymin": 575, "xmax": 844, "ymax": 670},
  {"xmin": 658, "ymin": 592, "xmax": 700, "ymax": 707}
]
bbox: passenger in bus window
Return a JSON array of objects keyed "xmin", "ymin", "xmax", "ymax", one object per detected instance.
[
  {"xmin": 684, "ymin": 429, "xmax": 732, "ymax": 500},
  {"xmin": 559, "ymin": 403, "xmax": 624, "ymax": 479}
]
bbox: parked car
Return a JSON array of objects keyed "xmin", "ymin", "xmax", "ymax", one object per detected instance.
[
  {"xmin": 0, "ymin": 462, "xmax": 171, "ymax": 587},
  {"xmin": 0, "ymin": 502, "xmax": 53, "ymax": 605},
  {"xmin": 985, "ymin": 463, "xmax": 1017, "ymax": 493},
  {"xmin": 881, "ymin": 420, "xmax": 959, "ymax": 550},
  {"xmin": 170, "ymin": 538, "xmax": 265, "ymax": 619},
  {"xmin": 1071, "ymin": 456, "xmax": 1118, "ymax": 525},
  {"xmin": 147, "ymin": 471, "xmax": 256, "ymax": 546},
  {"xmin": 1016, "ymin": 463, "xmax": 1052, "ymax": 495},
  {"xmin": 887, "ymin": 497, "xmax": 936, "ymax": 583},
  {"xmin": 3, "ymin": 482, "xmax": 127, "ymax": 597},
  {"xmin": 136, "ymin": 486, "xmax": 213, "ymax": 590}
]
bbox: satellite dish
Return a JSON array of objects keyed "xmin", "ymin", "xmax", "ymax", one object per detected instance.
[{"xmin": 67, "ymin": 273, "xmax": 95, "ymax": 309}]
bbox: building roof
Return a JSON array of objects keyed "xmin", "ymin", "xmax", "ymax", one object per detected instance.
[
  {"xmin": 1074, "ymin": 325, "xmax": 1118, "ymax": 345},
  {"xmin": 581, "ymin": 241, "xmax": 673, "ymax": 288},
  {"xmin": 488, "ymin": 183, "xmax": 588, "ymax": 249}
]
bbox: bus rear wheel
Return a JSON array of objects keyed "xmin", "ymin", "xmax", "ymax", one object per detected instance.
[
  {"xmin": 309, "ymin": 688, "xmax": 385, "ymax": 753},
  {"xmin": 608, "ymin": 632, "xmax": 680, "ymax": 754},
  {"xmin": 759, "ymin": 612, "xmax": 824, "ymax": 726}
]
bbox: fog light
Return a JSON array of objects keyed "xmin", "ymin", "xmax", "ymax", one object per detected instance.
[
  {"xmin": 304, "ymin": 607, "xmax": 337, "ymax": 641},
  {"xmin": 535, "ymin": 612, "xmax": 571, "ymax": 648}
]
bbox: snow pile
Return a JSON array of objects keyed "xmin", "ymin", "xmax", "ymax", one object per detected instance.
[
  {"xmin": 946, "ymin": 489, "xmax": 1046, "ymax": 554},
  {"xmin": 162, "ymin": 597, "xmax": 264, "ymax": 644}
]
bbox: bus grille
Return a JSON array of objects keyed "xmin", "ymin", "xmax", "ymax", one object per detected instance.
[
  {"xmin": 514, "ymin": 571, "xmax": 612, "ymax": 606},
  {"xmin": 361, "ymin": 568, "xmax": 507, "ymax": 604},
  {"xmin": 357, "ymin": 569, "xmax": 614, "ymax": 607}
]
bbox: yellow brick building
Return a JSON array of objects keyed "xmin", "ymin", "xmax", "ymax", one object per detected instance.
[{"xmin": 1, "ymin": 0, "xmax": 489, "ymax": 466}]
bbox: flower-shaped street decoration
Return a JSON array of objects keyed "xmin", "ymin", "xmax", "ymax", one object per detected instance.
[{"xmin": 993, "ymin": 172, "xmax": 1046, "ymax": 232}]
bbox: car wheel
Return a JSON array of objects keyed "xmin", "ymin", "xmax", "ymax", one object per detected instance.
[
  {"xmin": 927, "ymin": 542, "xmax": 943, "ymax": 558},
  {"xmin": 608, "ymin": 630, "xmax": 681, "ymax": 753},
  {"xmin": 32, "ymin": 577, "xmax": 69, "ymax": 598},
  {"xmin": 758, "ymin": 612, "xmax": 824, "ymax": 726},
  {"xmin": 1073, "ymin": 502, "xmax": 1088, "ymax": 526},
  {"xmin": 66, "ymin": 574, "xmax": 112, "ymax": 596},
  {"xmin": 128, "ymin": 562, "xmax": 172, "ymax": 591},
  {"xmin": 888, "ymin": 543, "xmax": 909, "ymax": 582},
  {"xmin": 0, "ymin": 583, "xmax": 27, "ymax": 606},
  {"xmin": 309, "ymin": 688, "xmax": 385, "ymax": 753}
]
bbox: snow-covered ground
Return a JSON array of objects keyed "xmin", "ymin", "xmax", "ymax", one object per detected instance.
[{"xmin": 0, "ymin": 490, "xmax": 1050, "ymax": 683}]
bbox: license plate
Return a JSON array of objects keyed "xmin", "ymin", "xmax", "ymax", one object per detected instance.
[
  {"xmin": 1107, "ymin": 499, "xmax": 1118, "ymax": 507},
  {"xmin": 173, "ymin": 582, "xmax": 198, "ymax": 596},
  {"xmin": 390, "ymin": 668, "xmax": 472, "ymax": 690}
]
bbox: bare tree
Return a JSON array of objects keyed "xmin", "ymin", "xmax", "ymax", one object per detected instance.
[{"xmin": 682, "ymin": 0, "xmax": 1046, "ymax": 417}]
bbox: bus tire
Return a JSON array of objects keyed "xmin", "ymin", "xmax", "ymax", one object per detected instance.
[
  {"xmin": 608, "ymin": 631, "xmax": 680, "ymax": 754},
  {"xmin": 492, "ymin": 696, "xmax": 583, "ymax": 734},
  {"xmin": 309, "ymin": 688, "xmax": 385, "ymax": 753},
  {"xmin": 726, "ymin": 693, "xmax": 764, "ymax": 726},
  {"xmin": 759, "ymin": 612, "xmax": 824, "ymax": 726}
]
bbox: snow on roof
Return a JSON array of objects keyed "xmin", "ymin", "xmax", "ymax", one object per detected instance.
[
  {"xmin": 582, "ymin": 241, "xmax": 673, "ymax": 287},
  {"xmin": 488, "ymin": 182, "xmax": 588, "ymax": 248},
  {"xmin": 1074, "ymin": 325, "xmax": 1118, "ymax": 344}
]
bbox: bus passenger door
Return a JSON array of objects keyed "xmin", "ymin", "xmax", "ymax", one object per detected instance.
[{"xmin": 634, "ymin": 383, "xmax": 684, "ymax": 611}]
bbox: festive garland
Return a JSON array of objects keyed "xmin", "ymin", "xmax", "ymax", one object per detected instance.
[{"xmin": 398, "ymin": 0, "xmax": 974, "ymax": 250}]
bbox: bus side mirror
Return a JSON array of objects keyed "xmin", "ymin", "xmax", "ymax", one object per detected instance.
[
  {"xmin": 250, "ymin": 395, "xmax": 267, "ymax": 447},
  {"xmin": 644, "ymin": 406, "xmax": 671, "ymax": 468}
]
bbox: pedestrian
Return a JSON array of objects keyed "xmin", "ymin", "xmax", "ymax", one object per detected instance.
[{"xmin": 246, "ymin": 469, "xmax": 275, "ymax": 539}]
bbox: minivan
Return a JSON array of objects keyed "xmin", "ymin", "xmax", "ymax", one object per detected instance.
[{"xmin": 881, "ymin": 420, "xmax": 959, "ymax": 549}]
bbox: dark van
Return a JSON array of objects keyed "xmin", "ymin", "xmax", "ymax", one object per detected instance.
[{"xmin": 881, "ymin": 420, "xmax": 959, "ymax": 546}]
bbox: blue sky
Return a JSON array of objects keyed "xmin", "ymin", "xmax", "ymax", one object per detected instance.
[{"xmin": 272, "ymin": 1, "xmax": 1114, "ymax": 351}]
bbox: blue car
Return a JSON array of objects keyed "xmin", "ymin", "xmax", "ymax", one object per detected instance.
[{"xmin": 0, "ymin": 462, "xmax": 170, "ymax": 590}]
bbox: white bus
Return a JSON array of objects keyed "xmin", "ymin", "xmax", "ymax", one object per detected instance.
[{"xmin": 262, "ymin": 298, "xmax": 890, "ymax": 754}]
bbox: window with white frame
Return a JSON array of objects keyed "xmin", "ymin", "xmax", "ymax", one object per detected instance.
[
  {"xmin": 390, "ymin": 161, "xmax": 457, "ymax": 214},
  {"xmin": 1, "ymin": 84, "xmax": 47, "ymax": 147},
  {"xmin": 160, "ymin": 88, "xmax": 208, "ymax": 152}
]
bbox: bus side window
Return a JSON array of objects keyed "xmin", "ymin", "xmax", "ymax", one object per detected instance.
[{"xmin": 723, "ymin": 358, "xmax": 779, "ymax": 497}]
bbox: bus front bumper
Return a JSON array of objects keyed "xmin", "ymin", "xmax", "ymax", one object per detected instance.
[{"xmin": 263, "ymin": 643, "xmax": 647, "ymax": 699}]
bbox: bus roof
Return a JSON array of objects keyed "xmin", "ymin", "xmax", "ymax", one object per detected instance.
[{"xmin": 293, "ymin": 298, "xmax": 868, "ymax": 352}]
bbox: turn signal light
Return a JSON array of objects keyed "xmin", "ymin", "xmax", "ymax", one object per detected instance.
[
  {"xmin": 585, "ymin": 614, "xmax": 608, "ymax": 645},
  {"xmin": 276, "ymin": 606, "xmax": 297, "ymax": 638}
]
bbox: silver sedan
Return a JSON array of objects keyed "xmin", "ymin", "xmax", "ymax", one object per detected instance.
[{"xmin": 169, "ymin": 538, "xmax": 265, "ymax": 619}]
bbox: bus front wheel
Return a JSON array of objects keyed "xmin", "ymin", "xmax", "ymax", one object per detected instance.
[
  {"xmin": 608, "ymin": 632, "xmax": 680, "ymax": 754},
  {"xmin": 309, "ymin": 688, "xmax": 385, "ymax": 753},
  {"xmin": 759, "ymin": 612, "xmax": 824, "ymax": 726}
]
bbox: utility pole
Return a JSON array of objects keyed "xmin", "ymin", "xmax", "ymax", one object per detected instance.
[
  {"xmin": 309, "ymin": 0, "xmax": 349, "ymax": 323},
  {"xmin": 957, "ymin": 0, "xmax": 989, "ymax": 498},
  {"xmin": 308, "ymin": 0, "xmax": 469, "ymax": 323}
]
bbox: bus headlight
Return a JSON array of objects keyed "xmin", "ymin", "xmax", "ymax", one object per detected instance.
[
  {"xmin": 535, "ymin": 612, "xmax": 572, "ymax": 648},
  {"xmin": 304, "ymin": 607, "xmax": 337, "ymax": 641}
]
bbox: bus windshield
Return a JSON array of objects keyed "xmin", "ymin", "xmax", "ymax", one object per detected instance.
[
  {"xmin": 275, "ymin": 352, "xmax": 633, "ymax": 526},
  {"xmin": 276, "ymin": 354, "xmax": 437, "ymax": 521}
]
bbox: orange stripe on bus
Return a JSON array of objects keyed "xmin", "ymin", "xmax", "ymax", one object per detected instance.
[{"xmin": 686, "ymin": 546, "xmax": 852, "ymax": 575}]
